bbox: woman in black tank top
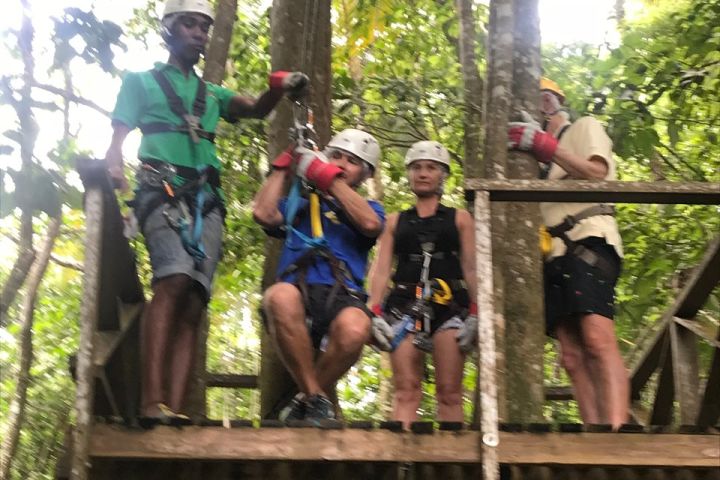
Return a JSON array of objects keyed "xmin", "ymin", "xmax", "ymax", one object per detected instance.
[{"xmin": 367, "ymin": 141, "xmax": 478, "ymax": 429}]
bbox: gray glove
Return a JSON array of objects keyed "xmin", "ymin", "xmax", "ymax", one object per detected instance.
[
  {"xmin": 456, "ymin": 314, "xmax": 478, "ymax": 353},
  {"xmin": 371, "ymin": 315, "xmax": 394, "ymax": 352}
]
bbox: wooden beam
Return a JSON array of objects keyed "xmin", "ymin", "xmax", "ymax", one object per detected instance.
[
  {"xmin": 474, "ymin": 192, "xmax": 500, "ymax": 477},
  {"xmin": 630, "ymin": 328, "xmax": 669, "ymax": 400},
  {"xmin": 697, "ymin": 326, "xmax": 720, "ymax": 427},
  {"xmin": 670, "ymin": 322, "xmax": 699, "ymax": 424},
  {"xmin": 464, "ymin": 179, "xmax": 720, "ymax": 204},
  {"xmin": 672, "ymin": 237, "xmax": 720, "ymax": 320},
  {"xmin": 205, "ymin": 374, "xmax": 258, "ymax": 389},
  {"xmin": 650, "ymin": 337, "xmax": 674, "ymax": 425},
  {"xmin": 73, "ymin": 187, "xmax": 104, "ymax": 480},
  {"xmin": 545, "ymin": 386, "xmax": 573, "ymax": 401},
  {"xmin": 88, "ymin": 425, "xmax": 720, "ymax": 467},
  {"xmin": 631, "ymin": 236, "xmax": 720, "ymax": 399},
  {"xmin": 673, "ymin": 317, "xmax": 720, "ymax": 349}
]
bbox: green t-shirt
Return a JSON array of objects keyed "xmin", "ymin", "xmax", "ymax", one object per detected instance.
[{"xmin": 112, "ymin": 62, "xmax": 236, "ymax": 171}]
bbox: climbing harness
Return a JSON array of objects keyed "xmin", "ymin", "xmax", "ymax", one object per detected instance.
[
  {"xmin": 139, "ymin": 68, "xmax": 215, "ymax": 144},
  {"xmin": 131, "ymin": 67, "xmax": 223, "ymax": 262},
  {"xmin": 545, "ymin": 204, "xmax": 617, "ymax": 275}
]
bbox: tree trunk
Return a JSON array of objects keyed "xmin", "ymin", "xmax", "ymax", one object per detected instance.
[
  {"xmin": 260, "ymin": 0, "xmax": 332, "ymax": 418},
  {"xmin": 1, "ymin": 0, "xmax": 36, "ymax": 327},
  {"xmin": 0, "ymin": 217, "xmax": 61, "ymax": 480},
  {"xmin": 504, "ymin": 0, "xmax": 545, "ymax": 423},
  {"xmin": 481, "ymin": 0, "xmax": 514, "ymax": 422},
  {"xmin": 456, "ymin": 0, "xmax": 484, "ymax": 181},
  {"xmin": 0, "ymin": 246, "xmax": 35, "ymax": 326},
  {"xmin": 203, "ymin": 0, "xmax": 238, "ymax": 84}
]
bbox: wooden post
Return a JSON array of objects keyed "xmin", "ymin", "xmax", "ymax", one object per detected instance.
[
  {"xmin": 72, "ymin": 188, "xmax": 103, "ymax": 480},
  {"xmin": 670, "ymin": 322, "xmax": 699, "ymax": 424},
  {"xmin": 475, "ymin": 191, "xmax": 499, "ymax": 480}
]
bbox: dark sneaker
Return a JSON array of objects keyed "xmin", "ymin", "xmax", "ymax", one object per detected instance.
[
  {"xmin": 305, "ymin": 394, "xmax": 336, "ymax": 423},
  {"xmin": 279, "ymin": 393, "xmax": 306, "ymax": 422}
]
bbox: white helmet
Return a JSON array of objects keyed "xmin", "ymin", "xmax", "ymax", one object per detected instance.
[
  {"xmin": 404, "ymin": 140, "xmax": 450, "ymax": 169},
  {"xmin": 326, "ymin": 129, "xmax": 381, "ymax": 171},
  {"xmin": 163, "ymin": 0, "xmax": 215, "ymax": 22}
]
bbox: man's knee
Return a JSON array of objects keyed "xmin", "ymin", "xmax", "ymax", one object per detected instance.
[
  {"xmin": 331, "ymin": 309, "xmax": 370, "ymax": 350},
  {"xmin": 560, "ymin": 346, "xmax": 583, "ymax": 375},
  {"xmin": 263, "ymin": 283, "xmax": 303, "ymax": 316}
]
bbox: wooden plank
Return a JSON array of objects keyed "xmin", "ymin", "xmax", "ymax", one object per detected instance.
[
  {"xmin": 673, "ymin": 317, "xmax": 720, "ymax": 349},
  {"xmin": 630, "ymin": 327, "xmax": 669, "ymax": 401},
  {"xmin": 205, "ymin": 373, "xmax": 258, "ymax": 389},
  {"xmin": 545, "ymin": 386, "xmax": 573, "ymax": 401},
  {"xmin": 474, "ymin": 192, "xmax": 500, "ymax": 478},
  {"xmin": 93, "ymin": 302, "xmax": 143, "ymax": 367},
  {"xmin": 88, "ymin": 425, "xmax": 720, "ymax": 467},
  {"xmin": 631, "ymin": 236, "xmax": 720, "ymax": 399},
  {"xmin": 697, "ymin": 326, "xmax": 720, "ymax": 427},
  {"xmin": 464, "ymin": 179, "xmax": 720, "ymax": 204},
  {"xmin": 72, "ymin": 187, "xmax": 104, "ymax": 480},
  {"xmin": 650, "ymin": 337, "xmax": 674, "ymax": 425},
  {"xmin": 670, "ymin": 323, "xmax": 699, "ymax": 424},
  {"xmin": 672, "ymin": 237, "xmax": 720, "ymax": 320}
]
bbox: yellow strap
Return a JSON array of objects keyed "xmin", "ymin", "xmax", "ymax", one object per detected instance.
[
  {"xmin": 310, "ymin": 192, "xmax": 323, "ymax": 238},
  {"xmin": 539, "ymin": 225, "xmax": 552, "ymax": 256}
]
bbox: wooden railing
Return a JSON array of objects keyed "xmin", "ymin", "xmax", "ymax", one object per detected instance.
[{"xmin": 467, "ymin": 178, "xmax": 720, "ymax": 480}]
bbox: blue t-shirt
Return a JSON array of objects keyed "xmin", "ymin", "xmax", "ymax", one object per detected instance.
[{"xmin": 274, "ymin": 196, "xmax": 385, "ymax": 292}]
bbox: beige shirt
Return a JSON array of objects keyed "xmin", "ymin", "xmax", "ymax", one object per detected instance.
[{"xmin": 540, "ymin": 116, "xmax": 624, "ymax": 259}]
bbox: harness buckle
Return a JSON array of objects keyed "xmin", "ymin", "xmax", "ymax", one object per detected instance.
[{"xmin": 183, "ymin": 114, "xmax": 201, "ymax": 144}]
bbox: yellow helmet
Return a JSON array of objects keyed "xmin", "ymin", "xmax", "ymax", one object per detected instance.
[{"xmin": 540, "ymin": 77, "xmax": 565, "ymax": 104}]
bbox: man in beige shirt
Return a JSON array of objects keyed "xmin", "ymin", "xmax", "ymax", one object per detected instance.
[{"xmin": 508, "ymin": 78, "xmax": 628, "ymax": 429}]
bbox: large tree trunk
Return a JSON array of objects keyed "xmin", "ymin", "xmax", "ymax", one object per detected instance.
[
  {"xmin": 456, "ymin": 0, "xmax": 484, "ymax": 181},
  {"xmin": 260, "ymin": 0, "xmax": 332, "ymax": 418},
  {"xmin": 481, "ymin": 0, "xmax": 514, "ymax": 422},
  {"xmin": 504, "ymin": 0, "xmax": 545, "ymax": 423},
  {"xmin": 0, "ymin": 217, "xmax": 61, "ymax": 480},
  {"xmin": 203, "ymin": 0, "xmax": 238, "ymax": 84}
]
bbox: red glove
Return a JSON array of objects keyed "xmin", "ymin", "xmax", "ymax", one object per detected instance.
[
  {"xmin": 295, "ymin": 146, "xmax": 342, "ymax": 191},
  {"xmin": 269, "ymin": 71, "xmax": 309, "ymax": 94},
  {"xmin": 271, "ymin": 145, "xmax": 295, "ymax": 170},
  {"xmin": 371, "ymin": 304, "xmax": 383, "ymax": 316},
  {"xmin": 507, "ymin": 122, "xmax": 558, "ymax": 164},
  {"xmin": 468, "ymin": 302, "xmax": 478, "ymax": 316}
]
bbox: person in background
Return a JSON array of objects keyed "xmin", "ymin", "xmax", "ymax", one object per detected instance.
[{"xmin": 507, "ymin": 78, "xmax": 628, "ymax": 429}]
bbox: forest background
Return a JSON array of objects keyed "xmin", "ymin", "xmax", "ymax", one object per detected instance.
[{"xmin": 0, "ymin": 0, "xmax": 718, "ymax": 478}]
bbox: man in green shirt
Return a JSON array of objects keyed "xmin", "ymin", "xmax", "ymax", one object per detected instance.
[{"xmin": 105, "ymin": 0, "xmax": 307, "ymax": 423}]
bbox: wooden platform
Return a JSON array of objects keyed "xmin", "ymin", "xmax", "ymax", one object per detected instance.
[{"xmin": 89, "ymin": 424, "xmax": 720, "ymax": 467}]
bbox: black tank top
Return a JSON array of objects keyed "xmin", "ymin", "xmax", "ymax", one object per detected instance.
[{"xmin": 391, "ymin": 204, "xmax": 464, "ymax": 286}]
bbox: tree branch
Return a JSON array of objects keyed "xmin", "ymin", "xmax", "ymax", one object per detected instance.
[{"xmin": 31, "ymin": 81, "xmax": 111, "ymax": 118}]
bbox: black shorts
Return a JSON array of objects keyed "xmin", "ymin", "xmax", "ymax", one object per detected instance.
[
  {"xmin": 304, "ymin": 284, "xmax": 371, "ymax": 349},
  {"xmin": 544, "ymin": 237, "xmax": 621, "ymax": 336}
]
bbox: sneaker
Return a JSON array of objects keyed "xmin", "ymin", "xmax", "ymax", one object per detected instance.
[
  {"xmin": 279, "ymin": 393, "xmax": 306, "ymax": 422},
  {"xmin": 305, "ymin": 394, "xmax": 336, "ymax": 423}
]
